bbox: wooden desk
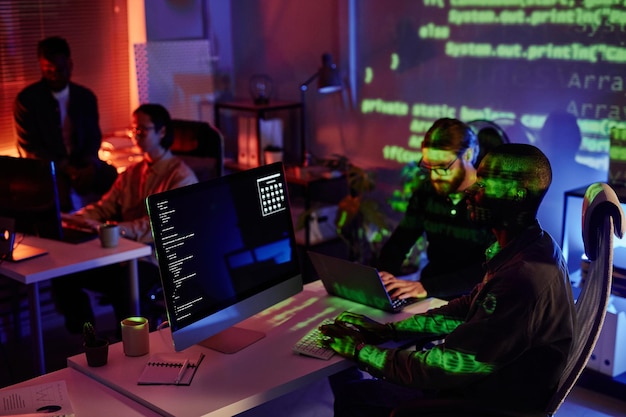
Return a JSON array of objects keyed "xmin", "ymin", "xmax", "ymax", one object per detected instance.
[
  {"xmin": 0, "ymin": 367, "xmax": 162, "ymax": 417},
  {"xmin": 0, "ymin": 235, "xmax": 151, "ymax": 375},
  {"xmin": 67, "ymin": 281, "xmax": 445, "ymax": 417}
]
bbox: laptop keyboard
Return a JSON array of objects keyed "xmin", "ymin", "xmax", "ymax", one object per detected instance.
[
  {"xmin": 391, "ymin": 297, "xmax": 408, "ymax": 310},
  {"xmin": 293, "ymin": 318, "xmax": 335, "ymax": 360},
  {"xmin": 391, "ymin": 297, "xmax": 420, "ymax": 312}
]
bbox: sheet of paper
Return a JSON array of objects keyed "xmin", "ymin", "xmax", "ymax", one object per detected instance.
[{"xmin": 0, "ymin": 380, "xmax": 74, "ymax": 417}]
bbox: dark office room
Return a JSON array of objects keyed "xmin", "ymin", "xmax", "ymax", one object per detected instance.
[{"xmin": 1, "ymin": 1, "xmax": 626, "ymax": 416}]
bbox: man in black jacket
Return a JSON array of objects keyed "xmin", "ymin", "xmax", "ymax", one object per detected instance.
[
  {"xmin": 14, "ymin": 36, "xmax": 116, "ymax": 212},
  {"xmin": 323, "ymin": 144, "xmax": 575, "ymax": 416}
]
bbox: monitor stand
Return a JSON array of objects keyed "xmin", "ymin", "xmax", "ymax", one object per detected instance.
[{"xmin": 198, "ymin": 326, "xmax": 266, "ymax": 354}]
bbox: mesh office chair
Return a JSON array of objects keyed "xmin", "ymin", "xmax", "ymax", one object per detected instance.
[
  {"xmin": 170, "ymin": 119, "xmax": 224, "ymax": 182},
  {"xmin": 390, "ymin": 182, "xmax": 625, "ymax": 417}
]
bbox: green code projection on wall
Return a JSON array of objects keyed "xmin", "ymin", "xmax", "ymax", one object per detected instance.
[
  {"xmin": 354, "ymin": 0, "xmax": 626, "ymax": 246},
  {"xmin": 357, "ymin": 0, "xmax": 626, "ymax": 169}
]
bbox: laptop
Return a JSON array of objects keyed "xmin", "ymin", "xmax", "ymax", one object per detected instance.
[
  {"xmin": 307, "ymin": 251, "xmax": 418, "ymax": 313},
  {"xmin": 0, "ymin": 217, "xmax": 48, "ymax": 262}
]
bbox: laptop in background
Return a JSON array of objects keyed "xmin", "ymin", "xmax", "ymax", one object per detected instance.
[
  {"xmin": 307, "ymin": 251, "xmax": 418, "ymax": 313},
  {"xmin": 0, "ymin": 155, "xmax": 97, "ymax": 244},
  {"xmin": 0, "ymin": 217, "xmax": 48, "ymax": 262}
]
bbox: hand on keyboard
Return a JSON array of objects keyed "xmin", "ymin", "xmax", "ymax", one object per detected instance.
[
  {"xmin": 61, "ymin": 213, "xmax": 100, "ymax": 232},
  {"xmin": 293, "ymin": 318, "xmax": 336, "ymax": 360}
]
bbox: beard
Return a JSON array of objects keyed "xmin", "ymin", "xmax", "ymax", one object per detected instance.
[{"xmin": 431, "ymin": 165, "xmax": 466, "ymax": 196}]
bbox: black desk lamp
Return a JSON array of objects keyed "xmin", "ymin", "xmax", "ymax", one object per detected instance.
[{"xmin": 299, "ymin": 53, "xmax": 342, "ymax": 166}]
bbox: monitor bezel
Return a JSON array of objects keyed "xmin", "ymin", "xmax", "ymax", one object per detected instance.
[
  {"xmin": 146, "ymin": 162, "xmax": 303, "ymax": 352},
  {"xmin": 0, "ymin": 155, "xmax": 63, "ymax": 240}
]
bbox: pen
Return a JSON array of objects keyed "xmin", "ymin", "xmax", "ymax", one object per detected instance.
[{"xmin": 175, "ymin": 359, "xmax": 189, "ymax": 384}]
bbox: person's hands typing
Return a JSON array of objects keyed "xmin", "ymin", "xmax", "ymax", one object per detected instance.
[
  {"xmin": 320, "ymin": 311, "xmax": 397, "ymax": 359},
  {"xmin": 380, "ymin": 271, "xmax": 428, "ymax": 299},
  {"xmin": 319, "ymin": 318, "xmax": 366, "ymax": 360},
  {"xmin": 61, "ymin": 213, "xmax": 101, "ymax": 231},
  {"xmin": 333, "ymin": 311, "xmax": 395, "ymax": 344}
]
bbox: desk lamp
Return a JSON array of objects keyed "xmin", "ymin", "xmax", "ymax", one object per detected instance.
[{"xmin": 300, "ymin": 53, "xmax": 342, "ymax": 166}]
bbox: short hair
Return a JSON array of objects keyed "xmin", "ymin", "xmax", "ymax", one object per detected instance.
[
  {"xmin": 422, "ymin": 118, "xmax": 478, "ymax": 163},
  {"xmin": 37, "ymin": 36, "xmax": 71, "ymax": 60},
  {"xmin": 481, "ymin": 143, "xmax": 552, "ymax": 207},
  {"xmin": 133, "ymin": 103, "xmax": 174, "ymax": 149}
]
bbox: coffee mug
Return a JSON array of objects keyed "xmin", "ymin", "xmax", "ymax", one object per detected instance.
[
  {"xmin": 121, "ymin": 316, "xmax": 150, "ymax": 356},
  {"xmin": 98, "ymin": 223, "xmax": 119, "ymax": 248}
]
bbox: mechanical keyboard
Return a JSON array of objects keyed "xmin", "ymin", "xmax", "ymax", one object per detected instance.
[{"xmin": 293, "ymin": 318, "xmax": 336, "ymax": 360}]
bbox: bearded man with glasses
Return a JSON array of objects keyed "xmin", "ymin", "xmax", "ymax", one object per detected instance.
[{"xmin": 376, "ymin": 118, "xmax": 495, "ymax": 301}]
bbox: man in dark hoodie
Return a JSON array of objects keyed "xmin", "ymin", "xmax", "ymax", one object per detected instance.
[{"xmin": 323, "ymin": 144, "xmax": 575, "ymax": 416}]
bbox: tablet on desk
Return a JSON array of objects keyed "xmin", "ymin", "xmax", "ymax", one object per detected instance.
[{"xmin": 9, "ymin": 242, "xmax": 48, "ymax": 262}]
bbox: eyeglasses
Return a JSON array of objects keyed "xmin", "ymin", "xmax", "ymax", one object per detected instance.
[
  {"xmin": 130, "ymin": 126, "xmax": 155, "ymax": 136},
  {"xmin": 418, "ymin": 156, "xmax": 459, "ymax": 175}
]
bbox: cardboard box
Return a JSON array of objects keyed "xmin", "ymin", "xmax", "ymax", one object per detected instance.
[{"xmin": 588, "ymin": 296, "xmax": 626, "ymax": 376}]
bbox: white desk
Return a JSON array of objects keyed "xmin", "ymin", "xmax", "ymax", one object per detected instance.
[
  {"xmin": 0, "ymin": 367, "xmax": 163, "ymax": 417},
  {"xmin": 67, "ymin": 281, "xmax": 445, "ymax": 417},
  {"xmin": 0, "ymin": 235, "xmax": 151, "ymax": 375}
]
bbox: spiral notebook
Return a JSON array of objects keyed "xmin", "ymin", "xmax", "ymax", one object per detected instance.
[{"xmin": 137, "ymin": 352, "xmax": 205, "ymax": 386}]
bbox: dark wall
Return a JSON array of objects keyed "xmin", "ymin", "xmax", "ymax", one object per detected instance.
[{"xmin": 223, "ymin": 1, "xmax": 626, "ymax": 257}]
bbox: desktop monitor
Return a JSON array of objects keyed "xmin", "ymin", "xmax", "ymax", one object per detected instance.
[
  {"xmin": 146, "ymin": 162, "xmax": 303, "ymax": 353},
  {"xmin": 0, "ymin": 155, "xmax": 63, "ymax": 239}
]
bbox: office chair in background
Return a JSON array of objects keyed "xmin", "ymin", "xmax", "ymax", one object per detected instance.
[
  {"xmin": 170, "ymin": 119, "xmax": 224, "ymax": 182},
  {"xmin": 390, "ymin": 182, "xmax": 625, "ymax": 417}
]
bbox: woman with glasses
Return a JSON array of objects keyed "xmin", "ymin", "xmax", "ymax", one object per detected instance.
[{"xmin": 376, "ymin": 118, "xmax": 495, "ymax": 301}]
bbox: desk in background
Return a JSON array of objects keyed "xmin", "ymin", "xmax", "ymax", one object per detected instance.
[
  {"xmin": 67, "ymin": 280, "xmax": 445, "ymax": 417},
  {"xmin": 0, "ymin": 235, "xmax": 151, "ymax": 375}
]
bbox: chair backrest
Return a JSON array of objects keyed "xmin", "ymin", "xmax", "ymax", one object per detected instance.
[
  {"xmin": 170, "ymin": 119, "xmax": 224, "ymax": 181},
  {"xmin": 545, "ymin": 182, "xmax": 625, "ymax": 415}
]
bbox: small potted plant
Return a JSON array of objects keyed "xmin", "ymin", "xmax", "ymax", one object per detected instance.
[{"xmin": 83, "ymin": 322, "xmax": 109, "ymax": 367}]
